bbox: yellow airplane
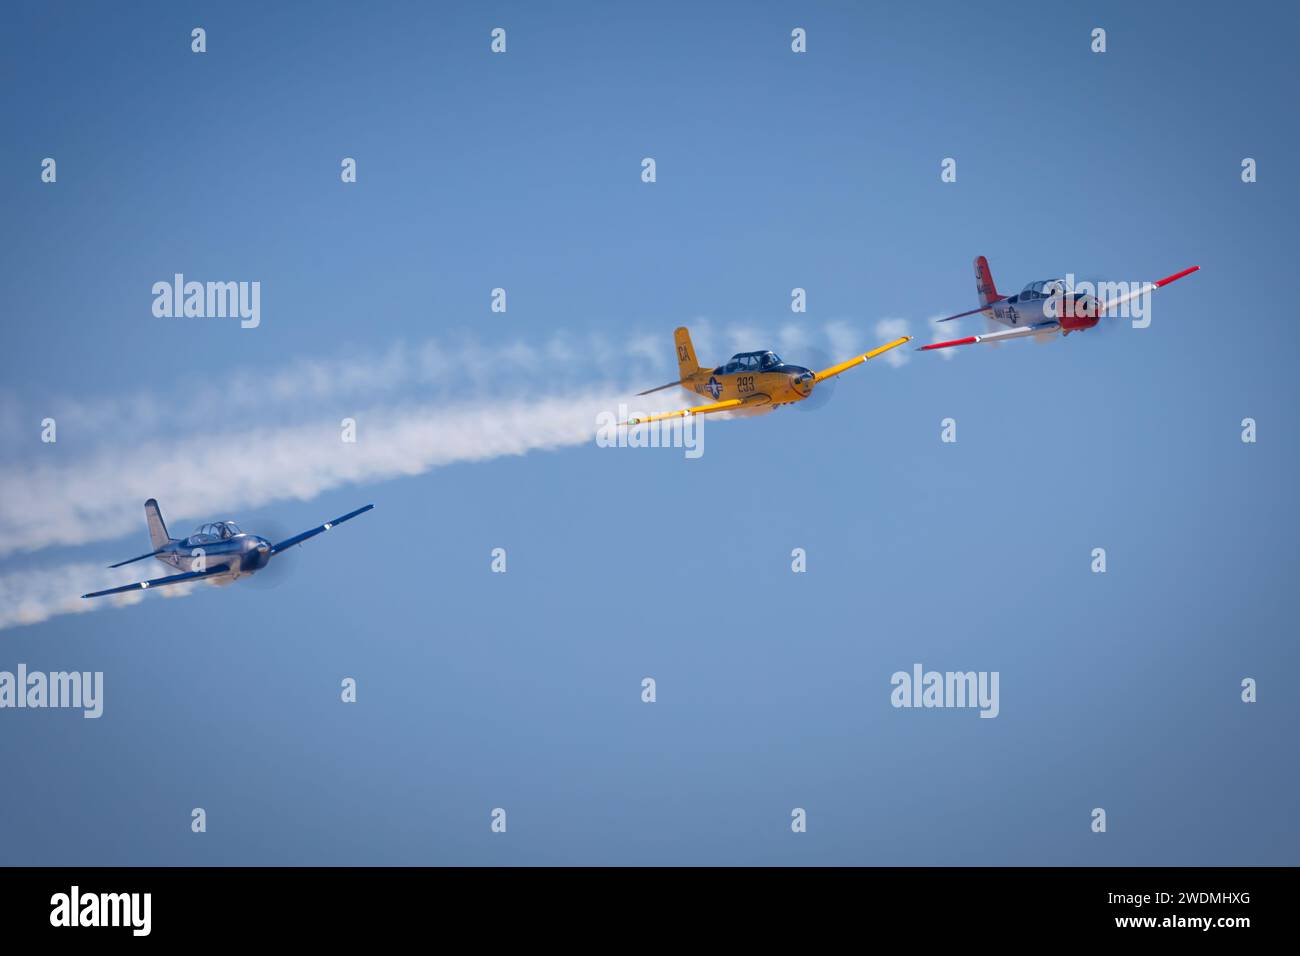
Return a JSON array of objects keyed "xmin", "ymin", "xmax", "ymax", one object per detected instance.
[{"xmin": 623, "ymin": 327, "xmax": 912, "ymax": 425}]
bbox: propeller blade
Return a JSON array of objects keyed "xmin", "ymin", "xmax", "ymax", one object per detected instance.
[{"xmin": 798, "ymin": 348, "xmax": 838, "ymax": 412}]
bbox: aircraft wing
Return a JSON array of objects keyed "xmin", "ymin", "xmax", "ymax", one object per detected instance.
[
  {"xmin": 82, "ymin": 563, "xmax": 232, "ymax": 599},
  {"xmin": 813, "ymin": 335, "xmax": 912, "ymax": 382},
  {"xmin": 919, "ymin": 322, "xmax": 1060, "ymax": 351},
  {"xmin": 269, "ymin": 504, "xmax": 375, "ymax": 555},
  {"xmin": 621, "ymin": 396, "xmax": 769, "ymax": 426},
  {"xmin": 1098, "ymin": 265, "xmax": 1199, "ymax": 315}
]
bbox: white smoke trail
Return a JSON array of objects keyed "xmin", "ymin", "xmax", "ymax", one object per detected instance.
[
  {"xmin": 0, "ymin": 388, "xmax": 669, "ymax": 629},
  {"xmin": 0, "ymin": 321, "xmax": 909, "ymax": 630},
  {"xmin": 0, "ymin": 560, "xmax": 188, "ymax": 632},
  {"xmin": 1, "ymin": 388, "xmax": 627, "ymax": 559}
]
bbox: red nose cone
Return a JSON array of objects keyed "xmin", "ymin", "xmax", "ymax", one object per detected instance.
[{"xmin": 1060, "ymin": 296, "xmax": 1100, "ymax": 331}]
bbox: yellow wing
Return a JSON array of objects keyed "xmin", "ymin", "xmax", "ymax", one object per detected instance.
[
  {"xmin": 813, "ymin": 335, "xmax": 912, "ymax": 382},
  {"xmin": 621, "ymin": 398, "xmax": 748, "ymax": 427}
]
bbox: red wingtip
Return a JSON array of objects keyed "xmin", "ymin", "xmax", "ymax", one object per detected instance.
[
  {"xmin": 919, "ymin": 336, "xmax": 978, "ymax": 351},
  {"xmin": 1153, "ymin": 265, "xmax": 1199, "ymax": 288}
]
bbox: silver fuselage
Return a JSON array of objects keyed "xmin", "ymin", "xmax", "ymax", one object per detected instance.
[
  {"xmin": 986, "ymin": 289, "xmax": 1101, "ymax": 334},
  {"xmin": 155, "ymin": 532, "xmax": 271, "ymax": 583}
]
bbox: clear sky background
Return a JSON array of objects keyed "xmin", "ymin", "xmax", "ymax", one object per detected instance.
[{"xmin": 1, "ymin": 0, "xmax": 1296, "ymax": 864}]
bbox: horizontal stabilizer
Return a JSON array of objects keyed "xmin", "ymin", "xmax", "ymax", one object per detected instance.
[
  {"xmin": 935, "ymin": 301, "xmax": 1004, "ymax": 323},
  {"xmin": 636, "ymin": 380, "xmax": 684, "ymax": 396},
  {"xmin": 108, "ymin": 547, "xmax": 170, "ymax": 569}
]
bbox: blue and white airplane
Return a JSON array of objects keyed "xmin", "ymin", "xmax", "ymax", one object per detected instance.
[{"xmin": 82, "ymin": 499, "xmax": 373, "ymax": 599}]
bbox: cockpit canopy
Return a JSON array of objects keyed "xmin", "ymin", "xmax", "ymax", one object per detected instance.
[
  {"xmin": 190, "ymin": 521, "xmax": 241, "ymax": 542},
  {"xmin": 1019, "ymin": 279, "xmax": 1067, "ymax": 300},
  {"xmin": 717, "ymin": 350, "xmax": 783, "ymax": 374}
]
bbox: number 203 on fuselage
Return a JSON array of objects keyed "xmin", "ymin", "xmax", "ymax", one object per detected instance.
[{"xmin": 622, "ymin": 327, "xmax": 911, "ymax": 426}]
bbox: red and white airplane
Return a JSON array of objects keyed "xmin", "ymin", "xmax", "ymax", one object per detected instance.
[{"xmin": 920, "ymin": 256, "xmax": 1199, "ymax": 351}]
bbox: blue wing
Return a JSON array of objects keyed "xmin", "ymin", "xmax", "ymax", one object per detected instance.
[
  {"xmin": 82, "ymin": 563, "xmax": 231, "ymax": 599},
  {"xmin": 269, "ymin": 504, "xmax": 374, "ymax": 555}
]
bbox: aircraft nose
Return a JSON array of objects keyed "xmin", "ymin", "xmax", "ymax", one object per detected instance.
[
  {"xmin": 243, "ymin": 537, "xmax": 272, "ymax": 571},
  {"xmin": 792, "ymin": 369, "xmax": 815, "ymax": 394}
]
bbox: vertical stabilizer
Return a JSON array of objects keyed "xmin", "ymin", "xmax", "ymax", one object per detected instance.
[{"xmin": 145, "ymin": 499, "xmax": 171, "ymax": 549}]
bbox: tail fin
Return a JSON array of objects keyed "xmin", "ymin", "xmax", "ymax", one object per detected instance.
[
  {"xmin": 674, "ymin": 327, "xmax": 702, "ymax": 379},
  {"xmin": 974, "ymin": 256, "xmax": 1001, "ymax": 306},
  {"xmin": 145, "ymin": 498, "xmax": 171, "ymax": 549}
]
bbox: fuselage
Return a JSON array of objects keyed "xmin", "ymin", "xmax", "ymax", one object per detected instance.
[
  {"xmin": 156, "ymin": 529, "xmax": 271, "ymax": 582},
  {"xmin": 986, "ymin": 281, "xmax": 1101, "ymax": 333},
  {"xmin": 681, "ymin": 358, "xmax": 816, "ymax": 409}
]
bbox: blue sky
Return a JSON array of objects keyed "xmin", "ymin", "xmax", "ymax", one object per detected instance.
[{"xmin": 0, "ymin": 0, "xmax": 1296, "ymax": 864}]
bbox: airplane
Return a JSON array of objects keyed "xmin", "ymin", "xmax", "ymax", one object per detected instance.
[
  {"xmin": 81, "ymin": 499, "xmax": 374, "ymax": 599},
  {"xmin": 622, "ymin": 327, "xmax": 911, "ymax": 425},
  {"xmin": 919, "ymin": 256, "xmax": 1199, "ymax": 351}
]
